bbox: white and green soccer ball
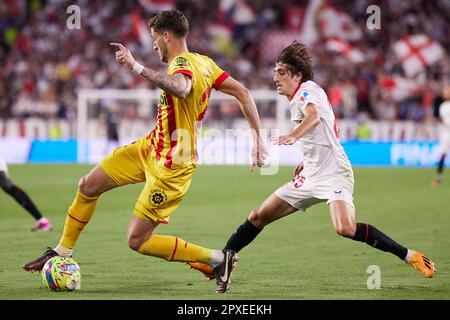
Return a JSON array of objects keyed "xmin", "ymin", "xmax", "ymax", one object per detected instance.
[{"xmin": 41, "ymin": 256, "xmax": 81, "ymax": 291}]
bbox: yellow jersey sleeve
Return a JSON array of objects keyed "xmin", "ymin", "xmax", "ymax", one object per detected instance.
[
  {"xmin": 168, "ymin": 53, "xmax": 229, "ymax": 90},
  {"xmin": 168, "ymin": 55, "xmax": 194, "ymax": 79},
  {"xmin": 210, "ymin": 59, "xmax": 229, "ymax": 90}
]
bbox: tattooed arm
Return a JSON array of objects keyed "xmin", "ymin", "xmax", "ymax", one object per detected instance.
[
  {"xmin": 110, "ymin": 42, "xmax": 192, "ymax": 99},
  {"xmin": 141, "ymin": 68, "xmax": 192, "ymax": 99}
]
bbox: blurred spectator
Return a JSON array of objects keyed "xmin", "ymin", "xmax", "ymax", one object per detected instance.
[
  {"xmin": 101, "ymin": 102, "xmax": 120, "ymax": 154},
  {"xmin": 0, "ymin": 0, "xmax": 448, "ymax": 129},
  {"xmin": 356, "ymin": 112, "xmax": 372, "ymax": 140}
]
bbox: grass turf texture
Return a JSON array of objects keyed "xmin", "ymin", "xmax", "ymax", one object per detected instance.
[{"xmin": 0, "ymin": 164, "xmax": 448, "ymax": 300}]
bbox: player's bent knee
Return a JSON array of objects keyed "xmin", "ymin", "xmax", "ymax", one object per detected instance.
[
  {"xmin": 127, "ymin": 236, "xmax": 144, "ymax": 252},
  {"xmin": 248, "ymin": 208, "xmax": 266, "ymax": 228},
  {"xmin": 334, "ymin": 225, "xmax": 356, "ymax": 238},
  {"xmin": 78, "ymin": 175, "xmax": 101, "ymax": 197},
  {"xmin": 1, "ymin": 181, "xmax": 15, "ymax": 193},
  {"xmin": 0, "ymin": 180, "xmax": 8, "ymax": 191},
  {"xmin": 0, "ymin": 175, "xmax": 12, "ymax": 190}
]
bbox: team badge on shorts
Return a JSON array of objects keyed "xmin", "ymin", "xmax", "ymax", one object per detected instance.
[{"xmin": 150, "ymin": 189, "xmax": 168, "ymax": 206}]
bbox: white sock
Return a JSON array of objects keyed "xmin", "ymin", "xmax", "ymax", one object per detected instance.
[
  {"xmin": 37, "ymin": 217, "xmax": 48, "ymax": 223},
  {"xmin": 208, "ymin": 250, "xmax": 224, "ymax": 268},
  {"xmin": 54, "ymin": 245, "xmax": 73, "ymax": 257},
  {"xmin": 404, "ymin": 249, "xmax": 414, "ymax": 263}
]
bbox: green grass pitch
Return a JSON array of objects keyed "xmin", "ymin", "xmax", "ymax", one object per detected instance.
[{"xmin": 0, "ymin": 164, "xmax": 449, "ymax": 300}]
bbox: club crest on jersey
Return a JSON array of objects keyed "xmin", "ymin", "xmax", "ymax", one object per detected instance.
[
  {"xmin": 150, "ymin": 189, "xmax": 168, "ymax": 206},
  {"xmin": 300, "ymin": 91, "xmax": 309, "ymax": 103}
]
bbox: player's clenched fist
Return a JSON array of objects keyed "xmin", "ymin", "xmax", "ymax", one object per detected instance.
[{"xmin": 110, "ymin": 43, "xmax": 136, "ymax": 70}]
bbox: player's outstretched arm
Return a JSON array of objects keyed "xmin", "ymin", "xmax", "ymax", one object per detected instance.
[
  {"xmin": 110, "ymin": 43, "xmax": 192, "ymax": 99},
  {"xmin": 217, "ymin": 76, "xmax": 267, "ymax": 170},
  {"xmin": 273, "ymin": 103, "xmax": 320, "ymax": 145}
]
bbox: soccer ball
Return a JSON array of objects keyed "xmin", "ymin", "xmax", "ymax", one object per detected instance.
[{"xmin": 41, "ymin": 256, "xmax": 81, "ymax": 291}]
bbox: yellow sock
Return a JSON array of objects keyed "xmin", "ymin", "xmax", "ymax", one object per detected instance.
[
  {"xmin": 138, "ymin": 234, "xmax": 212, "ymax": 263},
  {"xmin": 58, "ymin": 191, "xmax": 99, "ymax": 249}
]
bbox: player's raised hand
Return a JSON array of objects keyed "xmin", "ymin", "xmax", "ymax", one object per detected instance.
[
  {"xmin": 272, "ymin": 134, "xmax": 297, "ymax": 145},
  {"xmin": 110, "ymin": 43, "xmax": 136, "ymax": 70}
]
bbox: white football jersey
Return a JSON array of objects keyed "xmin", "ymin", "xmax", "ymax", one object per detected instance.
[
  {"xmin": 439, "ymin": 101, "xmax": 450, "ymax": 128},
  {"xmin": 438, "ymin": 101, "xmax": 450, "ymax": 153},
  {"xmin": 290, "ymin": 80, "xmax": 352, "ymax": 178}
]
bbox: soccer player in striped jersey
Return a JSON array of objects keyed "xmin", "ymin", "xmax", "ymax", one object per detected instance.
[
  {"xmin": 189, "ymin": 41, "xmax": 436, "ymax": 292},
  {"xmin": 23, "ymin": 9, "xmax": 266, "ymax": 293}
]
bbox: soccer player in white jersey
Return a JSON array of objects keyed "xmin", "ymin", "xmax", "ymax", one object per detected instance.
[
  {"xmin": 188, "ymin": 41, "xmax": 436, "ymax": 291},
  {"xmin": 432, "ymin": 84, "xmax": 450, "ymax": 186},
  {"xmin": 0, "ymin": 155, "xmax": 52, "ymax": 231}
]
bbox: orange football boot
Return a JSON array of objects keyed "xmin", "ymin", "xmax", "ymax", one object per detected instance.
[
  {"xmin": 187, "ymin": 262, "xmax": 214, "ymax": 280},
  {"xmin": 408, "ymin": 251, "xmax": 436, "ymax": 278}
]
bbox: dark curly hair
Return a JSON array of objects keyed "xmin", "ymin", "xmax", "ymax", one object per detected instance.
[
  {"xmin": 276, "ymin": 41, "xmax": 314, "ymax": 81},
  {"xmin": 148, "ymin": 9, "xmax": 189, "ymax": 38}
]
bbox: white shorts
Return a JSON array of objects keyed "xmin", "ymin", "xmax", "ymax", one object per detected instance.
[
  {"xmin": 0, "ymin": 156, "xmax": 8, "ymax": 176},
  {"xmin": 275, "ymin": 174, "xmax": 354, "ymax": 212}
]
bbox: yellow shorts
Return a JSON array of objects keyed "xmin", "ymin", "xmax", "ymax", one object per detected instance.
[{"xmin": 99, "ymin": 136, "xmax": 195, "ymax": 224}]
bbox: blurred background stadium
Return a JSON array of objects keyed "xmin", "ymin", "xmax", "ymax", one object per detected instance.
[
  {"xmin": 1, "ymin": 0, "xmax": 449, "ymax": 166},
  {"xmin": 1, "ymin": 0, "xmax": 450, "ymax": 301}
]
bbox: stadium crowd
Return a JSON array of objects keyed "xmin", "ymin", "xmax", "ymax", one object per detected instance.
[{"xmin": 0, "ymin": 0, "xmax": 449, "ymax": 126}]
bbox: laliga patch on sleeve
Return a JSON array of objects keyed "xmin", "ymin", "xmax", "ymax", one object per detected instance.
[{"xmin": 174, "ymin": 57, "xmax": 190, "ymax": 67}]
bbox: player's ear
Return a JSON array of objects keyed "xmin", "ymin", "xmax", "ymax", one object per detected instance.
[{"xmin": 296, "ymin": 72, "xmax": 302, "ymax": 83}]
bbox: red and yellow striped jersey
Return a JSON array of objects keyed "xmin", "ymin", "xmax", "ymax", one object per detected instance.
[{"xmin": 148, "ymin": 52, "xmax": 229, "ymax": 168}]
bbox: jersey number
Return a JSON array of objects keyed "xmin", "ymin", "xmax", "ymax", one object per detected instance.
[{"xmin": 293, "ymin": 174, "xmax": 306, "ymax": 189}]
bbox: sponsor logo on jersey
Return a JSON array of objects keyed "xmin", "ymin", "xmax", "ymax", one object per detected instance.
[
  {"xmin": 302, "ymin": 91, "xmax": 309, "ymax": 98},
  {"xmin": 300, "ymin": 91, "xmax": 309, "ymax": 103}
]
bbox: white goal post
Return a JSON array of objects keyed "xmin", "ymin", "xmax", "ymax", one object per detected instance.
[
  {"xmin": 77, "ymin": 89, "xmax": 439, "ymax": 165},
  {"xmin": 77, "ymin": 89, "xmax": 289, "ymax": 163}
]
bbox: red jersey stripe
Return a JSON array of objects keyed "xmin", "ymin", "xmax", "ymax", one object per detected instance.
[
  {"xmin": 197, "ymin": 107, "xmax": 207, "ymax": 122},
  {"xmin": 170, "ymin": 237, "xmax": 179, "ymax": 261},
  {"xmin": 213, "ymin": 72, "xmax": 229, "ymax": 89},
  {"xmin": 193, "ymin": 107, "xmax": 208, "ymax": 162},
  {"xmin": 155, "ymin": 104, "xmax": 165, "ymax": 160},
  {"xmin": 67, "ymin": 212, "xmax": 88, "ymax": 224},
  {"xmin": 173, "ymin": 69, "xmax": 193, "ymax": 78},
  {"xmin": 148, "ymin": 129, "xmax": 155, "ymax": 151},
  {"xmin": 290, "ymin": 82, "xmax": 302, "ymax": 100},
  {"xmin": 164, "ymin": 94, "xmax": 177, "ymax": 168}
]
